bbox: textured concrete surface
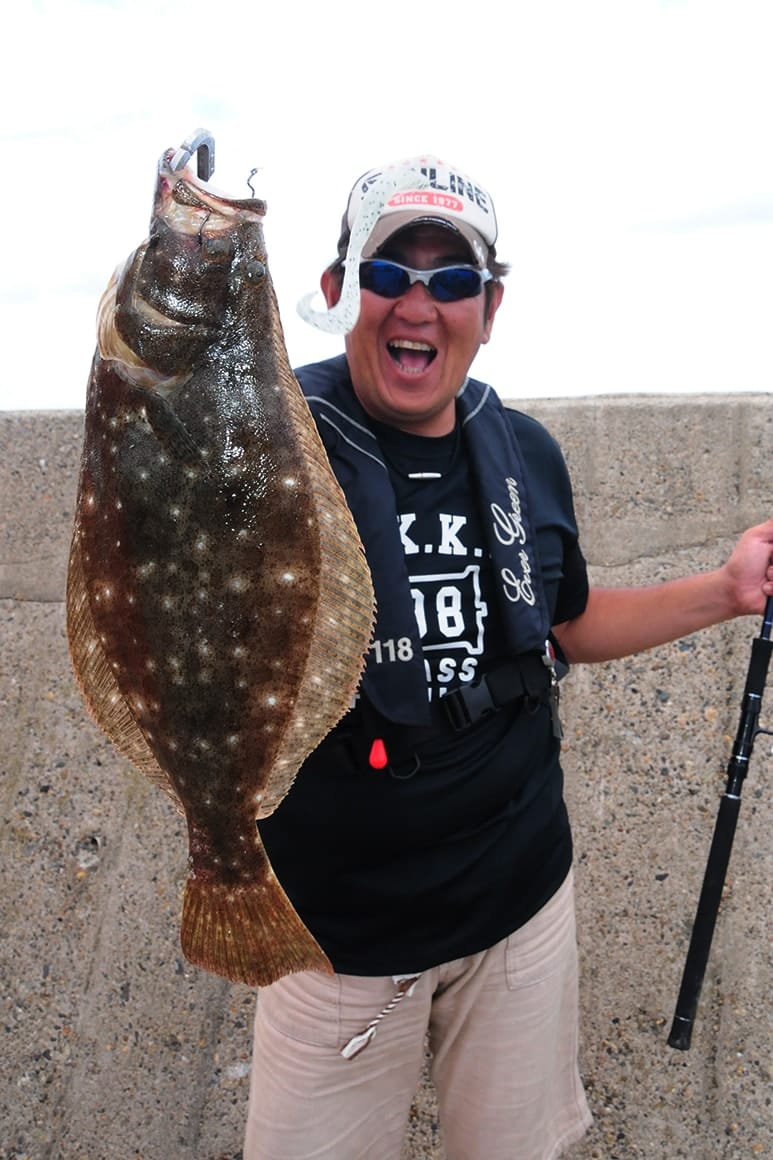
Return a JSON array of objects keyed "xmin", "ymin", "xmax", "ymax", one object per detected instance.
[{"xmin": 1, "ymin": 397, "xmax": 771, "ymax": 1160}]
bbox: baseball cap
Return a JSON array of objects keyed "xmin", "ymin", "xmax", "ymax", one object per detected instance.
[{"xmin": 344, "ymin": 155, "xmax": 498, "ymax": 271}]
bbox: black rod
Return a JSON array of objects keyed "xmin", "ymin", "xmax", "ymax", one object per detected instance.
[{"xmin": 668, "ymin": 595, "xmax": 773, "ymax": 1050}]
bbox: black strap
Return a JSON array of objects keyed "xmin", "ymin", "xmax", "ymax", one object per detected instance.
[
  {"xmin": 437, "ymin": 654, "xmax": 551, "ymax": 732},
  {"xmin": 338, "ymin": 652, "xmax": 559, "ymax": 778}
]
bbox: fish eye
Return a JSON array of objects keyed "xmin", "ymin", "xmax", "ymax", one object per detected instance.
[
  {"xmin": 202, "ymin": 235, "xmax": 233, "ymax": 261},
  {"xmin": 245, "ymin": 259, "xmax": 266, "ymax": 282}
]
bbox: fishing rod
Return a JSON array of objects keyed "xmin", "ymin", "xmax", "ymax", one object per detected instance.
[{"xmin": 667, "ymin": 594, "xmax": 773, "ymax": 1051}]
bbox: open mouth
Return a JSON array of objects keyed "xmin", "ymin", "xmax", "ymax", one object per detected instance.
[{"xmin": 387, "ymin": 339, "xmax": 437, "ymax": 374}]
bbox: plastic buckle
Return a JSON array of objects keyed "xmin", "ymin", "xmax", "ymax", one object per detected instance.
[{"xmin": 443, "ymin": 679, "xmax": 497, "ymax": 731}]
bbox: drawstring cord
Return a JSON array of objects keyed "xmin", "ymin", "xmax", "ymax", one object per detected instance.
[{"xmin": 340, "ymin": 973, "xmax": 422, "ymax": 1059}]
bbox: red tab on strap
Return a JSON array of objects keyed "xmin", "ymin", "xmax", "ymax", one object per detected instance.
[{"xmin": 368, "ymin": 738, "xmax": 388, "ymax": 770}]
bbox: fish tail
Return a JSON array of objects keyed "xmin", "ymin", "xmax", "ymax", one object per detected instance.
[{"xmin": 180, "ymin": 866, "xmax": 332, "ymax": 986}]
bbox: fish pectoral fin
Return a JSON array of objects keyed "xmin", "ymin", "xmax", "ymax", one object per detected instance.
[
  {"xmin": 129, "ymin": 383, "xmax": 209, "ymax": 473},
  {"xmin": 181, "ymin": 853, "xmax": 331, "ymax": 987}
]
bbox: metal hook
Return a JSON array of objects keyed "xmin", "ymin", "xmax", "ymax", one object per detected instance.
[
  {"xmin": 197, "ymin": 210, "xmax": 212, "ymax": 245},
  {"xmin": 247, "ymin": 167, "xmax": 259, "ymax": 197},
  {"xmin": 169, "ymin": 128, "xmax": 215, "ymax": 181}
]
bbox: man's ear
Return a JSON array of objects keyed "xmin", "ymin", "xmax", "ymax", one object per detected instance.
[{"xmin": 320, "ymin": 267, "xmax": 342, "ymax": 308}]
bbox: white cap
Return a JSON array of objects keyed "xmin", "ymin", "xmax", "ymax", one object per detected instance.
[{"xmin": 344, "ymin": 154, "xmax": 498, "ymax": 270}]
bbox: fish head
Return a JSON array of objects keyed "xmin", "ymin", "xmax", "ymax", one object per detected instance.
[{"xmin": 100, "ymin": 149, "xmax": 271, "ymax": 391}]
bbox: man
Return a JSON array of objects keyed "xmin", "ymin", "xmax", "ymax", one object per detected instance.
[{"xmin": 244, "ymin": 156, "xmax": 773, "ymax": 1159}]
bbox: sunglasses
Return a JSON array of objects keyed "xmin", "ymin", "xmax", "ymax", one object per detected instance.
[{"xmin": 357, "ymin": 259, "xmax": 493, "ymax": 303}]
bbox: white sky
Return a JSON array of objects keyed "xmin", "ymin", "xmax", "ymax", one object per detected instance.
[{"xmin": 2, "ymin": 0, "xmax": 772, "ymax": 410}]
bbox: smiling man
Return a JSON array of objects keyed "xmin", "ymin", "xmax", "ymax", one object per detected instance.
[
  {"xmin": 243, "ymin": 156, "xmax": 773, "ymax": 1160},
  {"xmin": 321, "ymin": 222, "xmax": 502, "ymax": 436}
]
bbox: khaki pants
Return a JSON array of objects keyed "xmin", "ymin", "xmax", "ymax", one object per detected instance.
[{"xmin": 244, "ymin": 871, "xmax": 591, "ymax": 1160}]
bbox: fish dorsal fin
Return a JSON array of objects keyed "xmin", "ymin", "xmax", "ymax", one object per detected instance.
[
  {"xmin": 296, "ymin": 165, "xmax": 431, "ymax": 335},
  {"xmin": 66, "ymin": 530, "xmax": 184, "ymax": 814}
]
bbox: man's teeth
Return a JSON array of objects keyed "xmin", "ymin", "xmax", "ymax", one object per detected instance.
[
  {"xmin": 387, "ymin": 340, "xmax": 437, "ymax": 372},
  {"xmin": 390, "ymin": 340, "xmax": 434, "ymax": 352}
]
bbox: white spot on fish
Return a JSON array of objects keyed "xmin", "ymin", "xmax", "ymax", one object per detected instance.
[
  {"xmin": 169, "ymin": 506, "xmax": 181, "ymax": 520},
  {"xmin": 265, "ymin": 694, "xmax": 278, "ymax": 707},
  {"xmin": 232, "ymin": 645, "xmax": 247, "ymax": 659},
  {"xmin": 227, "ymin": 574, "xmax": 250, "ymax": 593},
  {"xmin": 194, "ymin": 534, "xmax": 208, "ymax": 553},
  {"xmin": 280, "ymin": 571, "xmax": 295, "ymax": 584}
]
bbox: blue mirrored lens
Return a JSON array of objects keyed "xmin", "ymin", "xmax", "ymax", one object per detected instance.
[
  {"xmin": 430, "ymin": 268, "xmax": 483, "ymax": 302},
  {"xmin": 360, "ymin": 261, "xmax": 409, "ymax": 297}
]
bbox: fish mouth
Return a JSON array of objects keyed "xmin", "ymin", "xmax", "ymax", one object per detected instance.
[{"xmin": 386, "ymin": 339, "xmax": 437, "ymax": 374}]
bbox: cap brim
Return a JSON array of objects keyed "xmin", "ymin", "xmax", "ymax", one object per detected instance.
[{"xmin": 362, "ymin": 212, "xmax": 488, "ymax": 268}]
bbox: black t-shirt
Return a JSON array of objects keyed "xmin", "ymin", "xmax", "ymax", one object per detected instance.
[{"xmin": 259, "ymin": 404, "xmax": 588, "ymax": 975}]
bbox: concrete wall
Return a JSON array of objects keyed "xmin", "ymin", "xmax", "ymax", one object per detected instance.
[{"xmin": 1, "ymin": 397, "xmax": 771, "ymax": 1160}]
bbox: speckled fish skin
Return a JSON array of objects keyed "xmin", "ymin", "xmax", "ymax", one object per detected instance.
[{"xmin": 66, "ymin": 146, "xmax": 374, "ymax": 986}]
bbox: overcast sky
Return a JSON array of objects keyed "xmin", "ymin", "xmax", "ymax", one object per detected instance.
[{"xmin": 3, "ymin": 0, "xmax": 772, "ymax": 410}]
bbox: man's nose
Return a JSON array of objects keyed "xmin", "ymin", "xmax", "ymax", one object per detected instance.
[{"xmin": 393, "ymin": 281, "xmax": 438, "ymax": 319}]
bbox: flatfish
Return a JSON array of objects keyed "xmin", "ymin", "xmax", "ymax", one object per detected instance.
[{"xmin": 66, "ymin": 133, "xmax": 374, "ymax": 986}]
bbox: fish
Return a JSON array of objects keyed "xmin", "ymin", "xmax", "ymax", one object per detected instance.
[{"xmin": 65, "ymin": 134, "xmax": 375, "ymax": 986}]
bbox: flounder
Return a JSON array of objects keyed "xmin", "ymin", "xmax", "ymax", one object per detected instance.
[{"xmin": 66, "ymin": 134, "xmax": 374, "ymax": 986}]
